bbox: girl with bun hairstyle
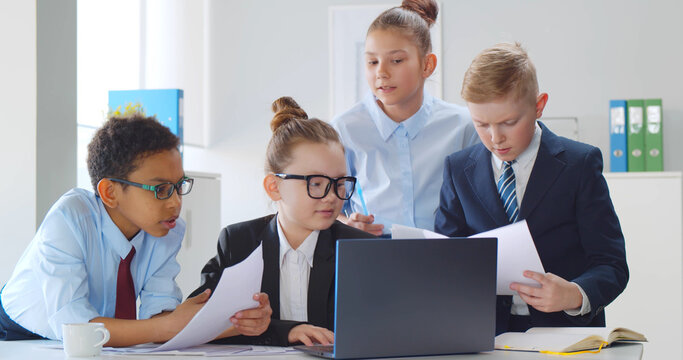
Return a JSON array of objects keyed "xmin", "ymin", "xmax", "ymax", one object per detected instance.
[
  {"xmin": 190, "ymin": 97, "xmax": 374, "ymax": 346},
  {"xmin": 332, "ymin": 0, "xmax": 479, "ymax": 236}
]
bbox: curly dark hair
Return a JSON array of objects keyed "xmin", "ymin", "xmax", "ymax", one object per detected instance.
[{"xmin": 87, "ymin": 114, "xmax": 181, "ymax": 193}]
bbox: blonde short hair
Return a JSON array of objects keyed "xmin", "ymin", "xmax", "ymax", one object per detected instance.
[{"xmin": 461, "ymin": 42, "xmax": 538, "ymax": 104}]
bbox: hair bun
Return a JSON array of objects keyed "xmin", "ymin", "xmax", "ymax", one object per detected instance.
[
  {"xmin": 401, "ymin": 0, "xmax": 438, "ymax": 27},
  {"xmin": 270, "ymin": 96, "xmax": 309, "ymax": 132}
]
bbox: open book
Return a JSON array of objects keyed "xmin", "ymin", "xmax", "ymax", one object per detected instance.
[{"xmin": 495, "ymin": 327, "xmax": 647, "ymax": 353}]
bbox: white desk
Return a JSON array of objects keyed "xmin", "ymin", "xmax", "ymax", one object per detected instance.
[{"xmin": 0, "ymin": 340, "xmax": 643, "ymax": 359}]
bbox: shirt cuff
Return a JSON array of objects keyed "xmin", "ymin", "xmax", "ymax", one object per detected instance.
[{"xmin": 564, "ymin": 282, "xmax": 592, "ymax": 316}]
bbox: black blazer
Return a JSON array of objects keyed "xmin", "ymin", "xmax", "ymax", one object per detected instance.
[
  {"xmin": 435, "ymin": 123, "xmax": 628, "ymax": 334},
  {"xmin": 190, "ymin": 214, "xmax": 374, "ymax": 346}
]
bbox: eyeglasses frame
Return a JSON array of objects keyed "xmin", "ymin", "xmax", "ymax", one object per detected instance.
[
  {"xmin": 108, "ymin": 176, "xmax": 194, "ymax": 200},
  {"xmin": 273, "ymin": 173, "xmax": 357, "ymax": 200}
]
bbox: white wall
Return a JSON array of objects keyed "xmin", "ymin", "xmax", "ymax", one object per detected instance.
[
  {"xmin": 0, "ymin": 0, "xmax": 37, "ymax": 283},
  {"xmin": 189, "ymin": 0, "xmax": 336, "ymax": 226},
  {"xmin": 3, "ymin": 0, "xmax": 682, "ymax": 307},
  {"xmin": 1, "ymin": 1, "xmax": 77, "ymax": 284},
  {"xmin": 445, "ymin": 0, "xmax": 683, "ymax": 173},
  {"xmin": 174, "ymin": 3, "xmax": 683, "ymax": 348},
  {"xmin": 36, "ymin": 0, "xmax": 77, "ymax": 225},
  {"xmin": 174, "ymin": 0, "xmax": 683, "ymax": 232},
  {"xmin": 143, "ymin": 0, "xmax": 206, "ymax": 147},
  {"xmin": 89, "ymin": 0, "xmax": 681, "ymax": 237},
  {"xmin": 176, "ymin": 0, "xmax": 339, "ymax": 228},
  {"xmin": 76, "ymin": 0, "xmax": 142, "ymax": 190}
]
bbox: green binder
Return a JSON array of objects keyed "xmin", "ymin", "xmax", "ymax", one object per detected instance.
[
  {"xmin": 644, "ymin": 99, "xmax": 663, "ymax": 171},
  {"xmin": 626, "ymin": 100, "xmax": 645, "ymax": 172}
]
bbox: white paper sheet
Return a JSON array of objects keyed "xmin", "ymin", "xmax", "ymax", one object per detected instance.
[
  {"xmin": 139, "ymin": 244, "xmax": 263, "ymax": 352},
  {"xmin": 391, "ymin": 221, "xmax": 545, "ymax": 295},
  {"xmin": 50, "ymin": 340, "xmax": 301, "ymax": 356},
  {"xmin": 391, "ymin": 224, "xmax": 448, "ymax": 239},
  {"xmin": 100, "ymin": 343, "xmax": 250, "ymax": 355},
  {"xmin": 469, "ymin": 220, "xmax": 545, "ymax": 295},
  {"xmin": 65, "ymin": 343, "xmax": 299, "ymax": 357}
]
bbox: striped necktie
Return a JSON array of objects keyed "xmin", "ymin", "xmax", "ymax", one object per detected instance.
[{"xmin": 497, "ymin": 161, "xmax": 519, "ymax": 223}]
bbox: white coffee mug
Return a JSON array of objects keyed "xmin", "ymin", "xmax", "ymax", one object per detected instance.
[{"xmin": 62, "ymin": 322, "xmax": 110, "ymax": 357}]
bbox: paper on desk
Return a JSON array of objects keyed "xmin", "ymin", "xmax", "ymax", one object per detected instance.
[
  {"xmin": 233, "ymin": 346, "xmax": 300, "ymax": 356},
  {"xmin": 147, "ymin": 244, "xmax": 263, "ymax": 352},
  {"xmin": 391, "ymin": 224, "xmax": 448, "ymax": 239},
  {"xmin": 99, "ymin": 344, "xmax": 298, "ymax": 356},
  {"xmin": 469, "ymin": 220, "xmax": 545, "ymax": 295}
]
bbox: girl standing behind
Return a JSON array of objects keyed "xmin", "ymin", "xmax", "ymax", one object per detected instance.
[
  {"xmin": 333, "ymin": 0, "xmax": 479, "ymax": 236},
  {"xmin": 190, "ymin": 97, "xmax": 373, "ymax": 346}
]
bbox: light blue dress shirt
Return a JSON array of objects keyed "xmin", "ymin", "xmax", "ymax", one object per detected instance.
[
  {"xmin": 332, "ymin": 92, "xmax": 479, "ymax": 233},
  {"xmin": 0, "ymin": 188, "xmax": 185, "ymax": 340}
]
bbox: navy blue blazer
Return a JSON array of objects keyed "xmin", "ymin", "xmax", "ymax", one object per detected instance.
[
  {"xmin": 190, "ymin": 214, "xmax": 373, "ymax": 346},
  {"xmin": 435, "ymin": 123, "xmax": 628, "ymax": 334}
]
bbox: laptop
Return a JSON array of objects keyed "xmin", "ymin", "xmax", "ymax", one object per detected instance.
[{"xmin": 296, "ymin": 237, "xmax": 497, "ymax": 359}]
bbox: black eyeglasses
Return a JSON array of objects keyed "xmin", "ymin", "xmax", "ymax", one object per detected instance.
[
  {"xmin": 108, "ymin": 177, "xmax": 194, "ymax": 200},
  {"xmin": 274, "ymin": 174, "xmax": 357, "ymax": 200}
]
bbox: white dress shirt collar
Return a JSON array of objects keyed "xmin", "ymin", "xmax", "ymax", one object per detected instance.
[
  {"xmin": 276, "ymin": 215, "xmax": 319, "ymax": 269},
  {"xmin": 492, "ymin": 121, "xmax": 542, "ymax": 171},
  {"xmin": 98, "ymin": 198, "xmax": 141, "ymax": 259}
]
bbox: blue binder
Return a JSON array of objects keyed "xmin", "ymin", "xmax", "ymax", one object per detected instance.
[
  {"xmin": 108, "ymin": 89, "xmax": 184, "ymax": 144},
  {"xmin": 609, "ymin": 100, "xmax": 628, "ymax": 172}
]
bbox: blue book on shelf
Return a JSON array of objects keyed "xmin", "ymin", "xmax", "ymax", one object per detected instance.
[
  {"xmin": 108, "ymin": 89, "xmax": 184, "ymax": 145},
  {"xmin": 609, "ymin": 100, "xmax": 628, "ymax": 172}
]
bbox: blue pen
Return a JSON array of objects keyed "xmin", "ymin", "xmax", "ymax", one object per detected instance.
[{"xmin": 355, "ymin": 183, "xmax": 369, "ymax": 216}]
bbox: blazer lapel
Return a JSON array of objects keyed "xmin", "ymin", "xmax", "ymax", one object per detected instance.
[
  {"xmin": 307, "ymin": 228, "xmax": 336, "ymax": 327},
  {"xmin": 520, "ymin": 123, "xmax": 566, "ymax": 219},
  {"xmin": 260, "ymin": 216, "xmax": 281, "ymax": 319},
  {"xmin": 464, "ymin": 146, "xmax": 509, "ymax": 226}
]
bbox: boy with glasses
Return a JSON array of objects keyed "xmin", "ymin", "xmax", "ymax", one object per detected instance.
[{"xmin": 0, "ymin": 114, "xmax": 272, "ymax": 346}]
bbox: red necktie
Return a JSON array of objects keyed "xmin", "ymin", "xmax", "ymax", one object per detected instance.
[{"xmin": 115, "ymin": 247, "xmax": 136, "ymax": 319}]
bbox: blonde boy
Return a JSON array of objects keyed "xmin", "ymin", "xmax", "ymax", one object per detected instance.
[{"xmin": 435, "ymin": 43, "xmax": 628, "ymax": 334}]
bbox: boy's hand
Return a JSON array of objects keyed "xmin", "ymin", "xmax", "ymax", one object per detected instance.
[
  {"xmin": 288, "ymin": 324, "xmax": 334, "ymax": 346},
  {"xmin": 344, "ymin": 213, "xmax": 384, "ymax": 236},
  {"xmin": 230, "ymin": 293, "xmax": 272, "ymax": 336},
  {"xmin": 510, "ymin": 271, "xmax": 583, "ymax": 313},
  {"xmin": 163, "ymin": 289, "xmax": 211, "ymax": 339}
]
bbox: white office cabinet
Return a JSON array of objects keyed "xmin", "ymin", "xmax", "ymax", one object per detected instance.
[
  {"xmin": 176, "ymin": 171, "xmax": 222, "ymax": 298},
  {"xmin": 604, "ymin": 172, "xmax": 682, "ymax": 360}
]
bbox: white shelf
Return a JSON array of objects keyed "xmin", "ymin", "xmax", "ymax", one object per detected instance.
[
  {"xmin": 604, "ymin": 172, "xmax": 682, "ymax": 360},
  {"xmin": 604, "ymin": 171, "xmax": 682, "ymax": 179},
  {"xmin": 176, "ymin": 171, "xmax": 222, "ymax": 298}
]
